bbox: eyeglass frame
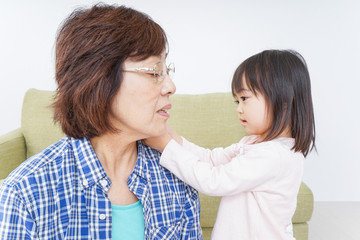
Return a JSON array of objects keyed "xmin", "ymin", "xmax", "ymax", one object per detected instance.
[{"xmin": 123, "ymin": 62, "xmax": 175, "ymax": 83}]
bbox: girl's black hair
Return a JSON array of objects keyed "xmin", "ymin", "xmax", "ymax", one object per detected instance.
[{"xmin": 232, "ymin": 50, "xmax": 315, "ymax": 156}]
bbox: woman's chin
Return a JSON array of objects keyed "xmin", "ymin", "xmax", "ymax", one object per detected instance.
[{"xmin": 156, "ymin": 128, "xmax": 167, "ymax": 137}]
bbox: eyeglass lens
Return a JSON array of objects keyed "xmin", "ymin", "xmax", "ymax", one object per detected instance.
[{"xmin": 154, "ymin": 62, "xmax": 174, "ymax": 80}]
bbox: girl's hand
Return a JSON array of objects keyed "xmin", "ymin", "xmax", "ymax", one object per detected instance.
[
  {"xmin": 145, "ymin": 133, "xmax": 172, "ymax": 152},
  {"xmin": 165, "ymin": 125, "xmax": 183, "ymax": 145},
  {"xmin": 144, "ymin": 124, "xmax": 183, "ymax": 152}
]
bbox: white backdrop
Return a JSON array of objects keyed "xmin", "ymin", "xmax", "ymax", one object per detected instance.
[{"xmin": 1, "ymin": 0, "xmax": 359, "ymax": 201}]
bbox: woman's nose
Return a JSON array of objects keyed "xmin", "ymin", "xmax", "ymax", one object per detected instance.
[{"xmin": 161, "ymin": 75, "xmax": 176, "ymax": 95}]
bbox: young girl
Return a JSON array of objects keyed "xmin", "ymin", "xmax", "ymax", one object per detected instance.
[{"xmin": 145, "ymin": 49, "xmax": 316, "ymax": 240}]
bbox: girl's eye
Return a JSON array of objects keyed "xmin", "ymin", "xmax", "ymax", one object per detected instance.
[{"xmin": 234, "ymin": 96, "xmax": 248, "ymax": 104}]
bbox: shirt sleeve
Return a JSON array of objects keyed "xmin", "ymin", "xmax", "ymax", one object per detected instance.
[
  {"xmin": 160, "ymin": 139, "xmax": 282, "ymax": 196},
  {"xmin": 0, "ymin": 184, "xmax": 37, "ymax": 239},
  {"xmin": 181, "ymin": 137, "xmax": 240, "ymax": 166}
]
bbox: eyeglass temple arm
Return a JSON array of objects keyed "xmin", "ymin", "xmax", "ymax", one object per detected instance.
[{"xmin": 123, "ymin": 67, "xmax": 155, "ymax": 72}]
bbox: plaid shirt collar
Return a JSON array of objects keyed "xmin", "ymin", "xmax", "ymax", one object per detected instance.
[
  {"xmin": 132, "ymin": 140, "xmax": 151, "ymax": 180},
  {"xmin": 72, "ymin": 137, "xmax": 110, "ymax": 191},
  {"xmin": 72, "ymin": 138, "xmax": 152, "ymax": 191}
]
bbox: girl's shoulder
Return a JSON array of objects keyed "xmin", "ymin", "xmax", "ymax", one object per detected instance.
[
  {"xmin": 241, "ymin": 135, "xmax": 295, "ymax": 149},
  {"xmin": 239, "ymin": 135, "xmax": 260, "ymax": 145},
  {"xmin": 241, "ymin": 136, "xmax": 300, "ymax": 158}
]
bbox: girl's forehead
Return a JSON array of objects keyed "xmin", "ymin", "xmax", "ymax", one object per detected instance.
[
  {"xmin": 241, "ymin": 75, "xmax": 251, "ymax": 87},
  {"xmin": 235, "ymin": 88, "xmax": 252, "ymax": 97},
  {"xmin": 237, "ymin": 89, "xmax": 253, "ymax": 95},
  {"xmin": 241, "ymin": 74, "xmax": 247, "ymax": 84},
  {"xmin": 239, "ymin": 76, "xmax": 251, "ymax": 91}
]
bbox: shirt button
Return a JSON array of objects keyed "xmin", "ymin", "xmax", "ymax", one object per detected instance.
[
  {"xmin": 99, "ymin": 214, "xmax": 106, "ymax": 220},
  {"xmin": 82, "ymin": 179, "xmax": 88, "ymax": 186},
  {"xmin": 100, "ymin": 179, "xmax": 107, "ymax": 187}
]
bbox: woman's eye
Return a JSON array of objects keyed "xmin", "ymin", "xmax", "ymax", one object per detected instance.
[
  {"xmin": 153, "ymin": 72, "xmax": 162, "ymax": 78},
  {"xmin": 241, "ymin": 96, "xmax": 248, "ymax": 101},
  {"xmin": 145, "ymin": 72, "xmax": 159, "ymax": 78}
]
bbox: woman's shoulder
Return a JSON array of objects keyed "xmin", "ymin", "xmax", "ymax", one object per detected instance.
[{"xmin": 2, "ymin": 136, "xmax": 73, "ymax": 190}]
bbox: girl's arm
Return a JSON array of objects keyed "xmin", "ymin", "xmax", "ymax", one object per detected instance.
[
  {"xmin": 181, "ymin": 138, "xmax": 239, "ymax": 166},
  {"xmin": 144, "ymin": 124, "xmax": 181, "ymax": 152},
  {"xmin": 160, "ymin": 139, "xmax": 282, "ymax": 196},
  {"xmin": 145, "ymin": 124, "xmax": 238, "ymax": 166}
]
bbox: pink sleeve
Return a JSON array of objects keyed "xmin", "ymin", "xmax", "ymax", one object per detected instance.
[
  {"xmin": 181, "ymin": 137, "xmax": 239, "ymax": 166},
  {"xmin": 160, "ymin": 139, "xmax": 283, "ymax": 196}
]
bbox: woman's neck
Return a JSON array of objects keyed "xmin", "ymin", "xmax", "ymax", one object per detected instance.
[
  {"xmin": 90, "ymin": 132, "xmax": 140, "ymax": 205},
  {"xmin": 90, "ymin": 132, "xmax": 138, "ymax": 178}
]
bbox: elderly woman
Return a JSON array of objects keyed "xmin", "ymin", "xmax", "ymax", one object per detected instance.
[{"xmin": 0, "ymin": 4, "xmax": 202, "ymax": 240}]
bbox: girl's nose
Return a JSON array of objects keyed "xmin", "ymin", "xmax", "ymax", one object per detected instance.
[{"xmin": 236, "ymin": 102, "xmax": 243, "ymax": 113}]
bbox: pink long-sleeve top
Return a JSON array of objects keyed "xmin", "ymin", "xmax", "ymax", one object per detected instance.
[{"xmin": 160, "ymin": 135, "xmax": 304, "ymax": 240}]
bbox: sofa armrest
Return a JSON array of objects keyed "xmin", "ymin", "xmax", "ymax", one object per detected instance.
[
  {"xmin": 0, "ymin": 128, "xmax": 26, "ymax": 179},
  {"xmin": 292, "ymin": 182, "xmax": 314, "ymax": 223}
]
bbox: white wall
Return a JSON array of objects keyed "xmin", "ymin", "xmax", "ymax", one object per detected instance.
[{"xmin": 1, "ymin": 0, "xmax": 359, "ymax": 201}]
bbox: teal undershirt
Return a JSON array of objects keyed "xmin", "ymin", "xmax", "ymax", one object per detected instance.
[{"xmin": 111, "ymin": 201, "xmax": 145, "ymax": 240}]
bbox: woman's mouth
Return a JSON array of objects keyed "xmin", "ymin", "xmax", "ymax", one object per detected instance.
[
  {"xmin": 158, "ymin": 109, "xmax": 168, "ymax": 114},
  {"xmin": 157, "ymin": 104, "xmax": 171, "ymax": 118}
]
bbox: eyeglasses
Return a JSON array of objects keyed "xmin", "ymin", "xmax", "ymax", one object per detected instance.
[{"xmin": 123, "ymin": 62, "xmax": 175, "ymax": 83}]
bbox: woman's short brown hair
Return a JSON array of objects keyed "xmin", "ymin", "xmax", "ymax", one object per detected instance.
[{"xmin": 53, "ymin": 3, "xmax": 167, "ymax": 139}]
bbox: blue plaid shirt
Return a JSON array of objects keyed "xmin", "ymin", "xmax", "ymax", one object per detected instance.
[{"xmin": 0, "ymin": 137, "xmax": 202, "ymax": 239}]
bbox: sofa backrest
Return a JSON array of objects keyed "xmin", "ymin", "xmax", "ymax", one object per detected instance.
[
  {"xmin": 168, "ymin": 92, "xmax": 247, "ymax": 149},
  {"xmin": 22, "ymin": 89, "xmax": 65, "ymax": 158},
  {"xmin": 21, "ymin": 89, "xmax": 247, "ymax": 159}
]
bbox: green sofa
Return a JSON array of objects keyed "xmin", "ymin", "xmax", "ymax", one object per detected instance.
[{"xmin": 0, "ymin": 88, "xmax": 313, "ymax": 240}]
